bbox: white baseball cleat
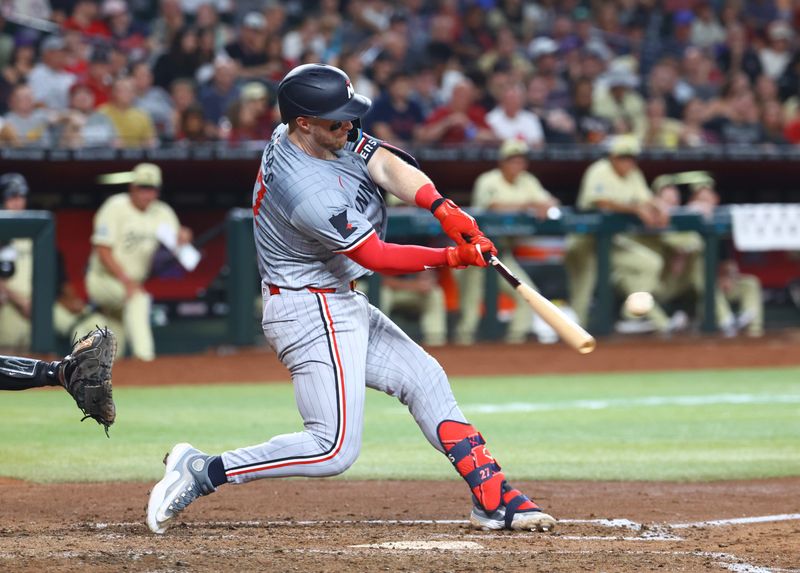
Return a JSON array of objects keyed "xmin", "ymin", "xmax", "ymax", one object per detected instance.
[
  {"xmin": 468, "ymin": 482, "xmax": 557, "ymax": 532},
  {"xmin": 146, "ymin": 442, "xmax": 216, "ymax": 534},
  {"xmin": 470, "ymin": 506, "xmax": 557, "ymax": 532}
]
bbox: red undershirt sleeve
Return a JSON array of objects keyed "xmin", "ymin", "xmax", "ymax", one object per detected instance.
[{"xmin": 345, "ymin": 232, "xmax": 447, "ymax": 275}]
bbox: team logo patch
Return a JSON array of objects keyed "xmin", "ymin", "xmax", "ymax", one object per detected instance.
[
  {"xmin": 329, "ymin": 210, "xmax": 355, "ymax": 239},
  {"xmin": 345, "ymin": 80, "xmax": 354, "ymax": 99}
]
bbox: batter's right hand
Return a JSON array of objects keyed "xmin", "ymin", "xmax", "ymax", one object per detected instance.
[{"xmin": 445, "ymin": 236, "xmax": 497, "ymax": 268}]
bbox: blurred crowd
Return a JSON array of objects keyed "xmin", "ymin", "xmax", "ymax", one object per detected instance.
[{"xmin": 3, "ymin": 0, "xmax": 800, "ymax": 151}]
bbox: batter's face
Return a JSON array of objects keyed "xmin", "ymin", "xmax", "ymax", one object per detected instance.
[
  {"xmin": 298, "ymin": 117, "xmax": 353, "ymax": 154},
  {"xmin": 129, "ymin": 185, "xmax": 159, "ymax": 211}
]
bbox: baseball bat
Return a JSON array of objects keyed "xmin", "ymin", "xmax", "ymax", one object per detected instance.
[{"xmin": 487, "ymin": 255, "xmax": 596, "ymax": 354}]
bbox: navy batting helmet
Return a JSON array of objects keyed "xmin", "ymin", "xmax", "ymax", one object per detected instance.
[
  {"xmin": 277, "ymin": 63, "xmax": 372, "ymax": 124},
  {"xmin": 0, "ymin": 173, "xmax": 29, "ymax": 201}
]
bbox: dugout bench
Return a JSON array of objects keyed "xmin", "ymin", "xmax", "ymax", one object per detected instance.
[{"xmin": 226, "ymin": 207, "xmax": 733, "ymax": 345}]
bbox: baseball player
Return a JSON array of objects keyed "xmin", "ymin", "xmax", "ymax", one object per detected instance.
[
  {"xmin": 147, "ymin": 64, "xmax": 556, "ymax": 534},
  {"xmin": 565, "ymin": 135, "xmax": 673, "ymax": 330},
  {"xmin": 455, "ymin": 139, "xmax": 560, "ymax": 345},
  {"xmin": 0, "ymin": 173, "xmax": 104, "ymax": 348},
  {"xmin": 85, "ymin": 163, "xmax": 192, "ymax": 360}
]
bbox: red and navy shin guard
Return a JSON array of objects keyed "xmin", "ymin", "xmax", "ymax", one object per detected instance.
[
  {"xmin": 437, "ymin": 420, "xmax": 505, "ymax": 512},
  {"xmin": 437, "ymin": 420, "xmax": 541, "ymax": 517}
]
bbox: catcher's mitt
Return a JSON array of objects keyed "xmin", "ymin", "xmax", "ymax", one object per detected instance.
[{"xmin": 60, "ymin": 327, "xmax": 117, "ymax": 436}]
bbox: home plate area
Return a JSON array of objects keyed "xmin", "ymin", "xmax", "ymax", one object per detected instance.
[{"xmin": 77, "ymin": 513, "xmax": 799, "ymax": 573}]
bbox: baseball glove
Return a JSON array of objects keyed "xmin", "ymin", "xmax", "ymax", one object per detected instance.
[{"xmin": 60, "ymin": 327, "xmax": 117, "ymax": 436}]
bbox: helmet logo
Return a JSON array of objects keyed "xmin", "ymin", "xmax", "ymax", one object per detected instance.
[{"xmin": 345, "ymin": 80, "xmax": 354, "ymax": 99}]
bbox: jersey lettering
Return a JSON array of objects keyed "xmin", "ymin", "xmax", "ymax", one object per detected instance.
[{"xmin": 355, "ymin": 181, "xmax": 375, "ymax": 213}]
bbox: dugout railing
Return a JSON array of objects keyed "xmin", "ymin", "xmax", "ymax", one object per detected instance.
[
  {"xmin": 226, "ymin": 207, "xmax": 732, "ymax": 346},
  {"xmin": 0, "ymin": 211, "xmax": 56, "ymax": 352}
]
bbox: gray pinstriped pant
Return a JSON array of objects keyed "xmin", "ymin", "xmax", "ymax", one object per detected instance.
[{"xmin": 221, "ymin": 288, "xmax": 466, "ymax": 483}]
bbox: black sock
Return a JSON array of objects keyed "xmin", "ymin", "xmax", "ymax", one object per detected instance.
[{"xmin": 207, "ymin": 456, "xmax": 227, "ymax": 487}]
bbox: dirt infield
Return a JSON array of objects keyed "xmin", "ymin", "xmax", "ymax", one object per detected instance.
[{"xmin": 3, "ymin": 333, "xmax": 800, "ymax": 572}]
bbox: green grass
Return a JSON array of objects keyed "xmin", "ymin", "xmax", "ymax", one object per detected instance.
[{"xmin": 1, "ymin": 367, "xmax": 799, "ymax": 483}]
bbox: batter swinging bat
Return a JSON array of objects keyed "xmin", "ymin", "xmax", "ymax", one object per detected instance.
[{"xmin": 487, "ymin": 255, "xmax": 596, "ymax": 354}]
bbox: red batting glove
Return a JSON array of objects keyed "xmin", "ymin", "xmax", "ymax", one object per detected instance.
[
  {"xmin": 445, "ymin": 235, "xmax": 497, "ymax": 268},
  {"xmin": 432, "ymin": 199, "xmax": 481, "ymax": 245}
]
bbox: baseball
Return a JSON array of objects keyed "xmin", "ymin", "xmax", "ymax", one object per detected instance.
[{"xmin": 624, "ymin": 291, "xmax": 654, "ymax": 316}]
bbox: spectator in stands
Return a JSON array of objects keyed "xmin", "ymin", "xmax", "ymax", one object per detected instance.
[
  {"xmin": 2, "ymin": 83, "xmax": 53, "ymax": 147},
  {"xmin": 28, "ymin": 35, "xmax": 76, "ymax": 110},
  {"xmin": 417, "ymin": 78, "xmax": 495, "ymax": 145},
  {"xmin": 455, "ymin": 4, "xmax": 494, "ymax": 64},
  {"xmin": 63, "ymin": 0, "xmax": 111, "ymax": 40},
  {"xmin": 153, "ymin": 26, "xmax": 205, "ymax": 89},
  {"xmin": 565, "ymin": 135, "xmax": 675, "ymax": 332},
  {"xmin": 263, "ymin": 35, "xmax": 292, "ymax": 83},
  {"xmin": 486, "ymin": 82, "xmax": 544, "ymax": 148},
  {"xmin": 224, "ymin": 11, "xmax": 270, "ymax": 80},
  {"xmin": 98, "ymin": 76, "xmax": 157, "ymax": 148},
  {"xmin": 759, "ymin": 20, "xmax": 794, "ymax": 81},
  {"xmin": 55, "ymin": 82, "xmax": 118, "ymax": 148},
  {"xmin": 570, "ymin": 76, "xmax": 612, "ymax": 144},
  {"xmin": 61, "ymin": 29, "xmax": 90, "ymax": 77},
  {"xmin": 222, "ymin": 81, "xmax": 273, "ymax": 144},
  {"xmin": 103, "ymin": 0, "xmax": 148, "ymax": 61},
  {"xmin": 363, "ymin": 71, "xmax": 424, "ymax": 146},
  {"xmin": 680, "ymin": 47, "xmax": 721, "ymax": 102},
  {"xmin": 645, "ymin": 59, "xmax": 685, "ymax": 119},
  {"xmin": 339, "ymin": 50, "xmax": 380, "ymax": 101},
  {"xmin": 528, "ymin": 36, "xmax": 570, "ymax": 110},
  {"xmin": 761, "ymin": 100, "xmax": 789, "ymax": 144},
  {"xmin": 643, "ymin": 96, "xmax": 684, "ymax": 148},
  {"xmin": 80, "ymin": 47, "xmax": 113, "ymax": 108},
  {"xmin": 705, "ymin": 89, "xmax": 766, "ymax": 144},
  {"xmin": 85, "ymin": 163, "xmax": 193, "ymax": 360},
  {"xmin": 593, "ymin": 67, "xmax": 647, "ymax": 138},
  {"xmin": 0, "ymin": 16, "xmax": 13, "ymax": 70},
  {"xmin": 175, "ymin": 103, "xmax": 212, "ymax": 144},
  {"xmin": 198, "ymin": 55, "xmax": 240, "ymax": 133},
  {"xmin": 455, "ymin": 139, "xmax": 559, "ymax": 345},
  {"xmin": 477, "ymin": 28, "xmax": 531, "ymax": 78},
  {"xmin": 526, "ymin": 74, "xmax": 576, "ymax": 143},
  {"xmin": 690, "ymin": 3, "xmax": 727, "ymax": 50},
  {"xmin": 717, "ymin": 24, "xmax": 763, "ymax": 83},
  {"xmin": 168, "ymin": 77, "xmax": 199, "ymax": 141},
  {"xmin": 194, "ymin": 2, "xmax": 231, "ymax": 53},
  {"xmin": 149, "ymin": 0, "xmax": 185, "ymax": 57},
  {"xmin": 679, "ymin": 98, "xmax": 719, "ymax": 147},
  {"xmin": 0, "ymin": 43, "xmax": 36, "ymax": 115},
  {"xmin": 132, "ymin": 61, "xmax": 174, "ymax": 142}
]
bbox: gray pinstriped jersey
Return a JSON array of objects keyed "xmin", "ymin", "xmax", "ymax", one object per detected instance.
[{"xmin": 252, "ymin": 124, "xmax": 387, "ymax": 289}]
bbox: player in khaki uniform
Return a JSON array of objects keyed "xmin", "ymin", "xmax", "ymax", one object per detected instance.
[
  {"xmin": 565, "ymin": 135, "xmax": 673, "ymax": 331},
  {"xmin": 685, "ymin": 177, "xmax": 764, "ymax": 337},
  {"xmin": 85, "ymin": 163, "xmax": 191, "ymax": 360},
  {"xmin": 456, "ymin": 139, "xmax": 559, "ymax": 344},
  {"xmin": 0, "ymin": 173, "xmax": 102, "ymax": 349}
]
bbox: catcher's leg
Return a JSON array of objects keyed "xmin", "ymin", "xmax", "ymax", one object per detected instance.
[
  {"xmin": 363, "ymin": 305, "xmax": 556, "ymax": 532},
  {"xmin": 0, "ymin": 355, "xmax": 60, "ymax": 390}
]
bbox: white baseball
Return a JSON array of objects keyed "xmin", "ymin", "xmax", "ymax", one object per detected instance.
[{"xmin": 625, "ymin": 291, "xmax": 654, "ymax": 316}]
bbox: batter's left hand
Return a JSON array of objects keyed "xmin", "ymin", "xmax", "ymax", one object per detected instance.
[
  {"xmin": 433, "ymin": 199, "xmax": 481, "ymax": 245},
  {"xmin": 445, "ymin": 235, "xmax": 497, "ymax": 268}
]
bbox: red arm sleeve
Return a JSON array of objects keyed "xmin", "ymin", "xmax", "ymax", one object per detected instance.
[{"xmin": 346, "ymin": 232, "xmax": 447, "ymax": 275}]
